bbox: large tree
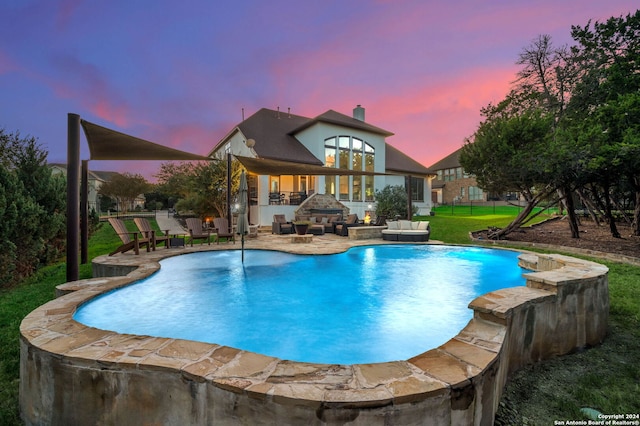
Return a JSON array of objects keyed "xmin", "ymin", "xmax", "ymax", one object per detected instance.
[
  {"xmin": 564, "ymin": 10, "xmax": 640, "ymax": 236},
  {"xmin": 155, "ymin": 157, "xmax": 241, "ymax": 220},
  {"xmin": 0, "ymin": 130, "xmax": 66, "ymax": 286},
  {"xmin": 463, "ymin": 12, "xmax": 640, "ymax": 239},
  {"xmin": 460, "ymin": 98, "xmax": 557, "ymax": 239},
  {"xmin": 98, "ymin": 173, "xmax": 150, "ymax": 214}
]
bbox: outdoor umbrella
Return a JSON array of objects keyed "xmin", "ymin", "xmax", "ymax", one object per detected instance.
[{"xmin": 236, "ymin": 170, "xmax": 250, "ymax": 262}]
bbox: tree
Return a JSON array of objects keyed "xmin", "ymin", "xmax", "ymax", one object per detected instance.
[
  {"xmin": 374, "ymin": 185, "xmax": 415, "ymax": 220},
  {"xmin": 0, "ymin": 165, "xmax": 19, "ymax": 285},
  {"xmin": 564, "ymin": 11, "xmax": 640, "ymax": 236},
  {"xmin": 0, "ymin": 129, "xmax": 66, "ymax": 286},
  {"xmin": 463, "ymin": 12, "xmax": 640, "ymax": 239},
  {"xmin": 513, "ymin": 34, "xmax": 588, "ymax": 238},
  {"xmin": 460, "ymin": 101, "xmax": 558, "ymax": 239},
  {"xmin": 98, "ymin": 173, "xmax": 150, "ymax": 214},
  {"xmin": 155, "ymin": 157, "xmax": 241, "ymax": 220}
]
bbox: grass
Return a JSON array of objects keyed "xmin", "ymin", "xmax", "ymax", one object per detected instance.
[{"xmin": 1, "ymin": 209, "xmax": 638, "ymax": 425}]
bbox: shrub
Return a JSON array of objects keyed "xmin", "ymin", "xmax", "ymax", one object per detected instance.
[{"xmin": 374, "ymin": 185, "xmax": 417, "ymax": 220}]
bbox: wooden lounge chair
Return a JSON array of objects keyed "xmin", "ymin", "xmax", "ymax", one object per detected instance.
[
  {"xmin": 185, "ymin": 218, "xmax": 211, "ymax": 246},
  {"xmin": 335, "ymin": 214, "xmax": 360, "ymax": 236},
  {"xmin": 134, "ymin": 217, "xmax": 170, "ymax": 250},
  {"xmin": 212, "ymin": 217, "xmax": 235, "ymax": 244},
  {"xmin": 271, "ymin": 214, "xmax": 293, "ymax": 234},
  {"xmin": 108, "ymin": 217, "xmax": 151, "ymax": 256}
]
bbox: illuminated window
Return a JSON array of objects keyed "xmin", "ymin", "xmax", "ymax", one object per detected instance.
[
  {"xmin": 324, "ymin": 136, "xmax": 375, "ymax": 201},
  {"xmin": 324, "ymin": 137, "xmax": 336, "ymax": 195}
]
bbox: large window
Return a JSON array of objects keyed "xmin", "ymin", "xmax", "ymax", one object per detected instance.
[
  {"xmin": 364, "ymin": 141, "xmax": 375, "ymax": 201},
  {"xmin": 469, "ymin": 186, "xmax": 484, "ymax": 201},
  {"xmin": 411, "ymin": 177, "xmax": 424, "ymax": 202},
  {"xmin": 338, "ymin": 136, "xmax": 350, "ymax": 200},
  {"xmin": 324, "ymin": 135, "xmax": 375, "ymax": 201},
  {"xmin": 324, "ymin": 138, "xmax": 336, "ymax": 195},
  {"xmin": 441, "ymin": 167, "xmax": 465, "ymax": 181}
]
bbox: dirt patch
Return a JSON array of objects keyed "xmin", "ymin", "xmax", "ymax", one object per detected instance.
[{"xmin": 472, "ymin": 217, "xmax": 640, "ymax": 260}]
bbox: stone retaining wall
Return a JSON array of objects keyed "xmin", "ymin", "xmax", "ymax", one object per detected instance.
[{"xmin": 20, "ymin": 249, "xmax": 608, "ymax": 425}]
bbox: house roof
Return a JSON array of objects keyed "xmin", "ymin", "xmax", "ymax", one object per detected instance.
[
  {"xmin": 211, "ymin": 107, "xmax": 431, "ymax": 176},
  {"xmin": 209, "ymin": 108, "xmax": 323, "ymax": 166},
  {"xmin": 428, "ymin": 147, "xmax": 463, "ymax": 171},
  {"xmin": 385, "ymin": 144, "xmax": 434, "ymax": 176},
  {"xmin": 293, "ymin": 109, "xmax": 394, "ymax": 137},
  {"xmin": 48, "ymin": 163, "xmax": 121, "ymax": 182}
]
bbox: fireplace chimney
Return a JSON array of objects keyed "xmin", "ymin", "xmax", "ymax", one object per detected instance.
[{"xmin": 353, "ymin": 104, "xmax": 365, "ymax": 121}]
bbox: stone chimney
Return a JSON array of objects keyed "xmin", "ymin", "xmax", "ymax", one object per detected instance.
[{"xmin": 353, "ymin": 104, "xmax": 365, "ymax": 121}]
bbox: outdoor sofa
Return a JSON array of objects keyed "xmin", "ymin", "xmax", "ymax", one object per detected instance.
[
  {"xmin": 381, "ymin": 220, "xmax": 430, "ymax": 242},
  {"xmin": 294, "ymin": 213, "xmax": 343, "ymax": 233}
]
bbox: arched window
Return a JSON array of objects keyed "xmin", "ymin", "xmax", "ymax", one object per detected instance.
[{"xmin": 324, "ymin": 135, "xmax": 375, "ymax": 201}]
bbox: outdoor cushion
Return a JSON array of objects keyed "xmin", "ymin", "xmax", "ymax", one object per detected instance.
[
  {"xmin": 399, "ymin": 220, "xmax": 413, "ymax": 230},
  {"xmin": 386, "ymin": 221, "xmax": 399, "ymax": 230},
  {"xmin": 418, "ymin": 221, "xmax": 430, "ymax": 230},
  {"xmin": 320, "ymin": 217, "xmax": 328, "ymax": 224}
]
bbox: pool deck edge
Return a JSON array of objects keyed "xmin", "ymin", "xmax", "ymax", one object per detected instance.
[{"xmin": 20, "ymin": 235, "xmax": 609, "ymax": 426}]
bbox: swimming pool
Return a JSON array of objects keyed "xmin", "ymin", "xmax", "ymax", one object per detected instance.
[{"xmin": 74, "ymin": 245, "xmax": 525, "ymax": 364}]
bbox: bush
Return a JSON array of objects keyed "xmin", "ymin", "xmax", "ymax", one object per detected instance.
[
  {"xmin": 374, "ymin": 185, "xmax": 417, "ymax": 220},
  {"xmin": 0, "ymin": 130, "xmax": 66, "ymax": 288}
]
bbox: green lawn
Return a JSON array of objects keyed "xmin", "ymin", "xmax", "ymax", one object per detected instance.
[{"xmin": 1, "ymin": 209, "xmax": 638, "ymax": 425}]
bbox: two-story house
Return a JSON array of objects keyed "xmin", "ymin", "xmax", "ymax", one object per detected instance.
[
  {"xmin": 209, "ymin": 105, "xmax": 434, "ymax": 225},
  {"xmin": 428, "ymin": 147, "xmax": 487, "ymax": 205}
]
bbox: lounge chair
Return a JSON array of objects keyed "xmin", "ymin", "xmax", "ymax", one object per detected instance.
[
  {"xmin": 271, "ymin": 214, "xmax": 293, "ymax": 234},
  {"xmin": 212, "ymin": 217, "xmax": 235, "ymax": 244},
  {"xmin": 134, "ymin": 217, "xmax": 170, "ymax": 250},
  {"xmin": 185, "ymin": 218, "xmax": 211, "ymax": 246},
  {"xmin": 108, "ymin": 218, "xmax": 151, "ymax": 256},
  {"xmin": 335, "ymin": 214, "xmax": 360, "ymax": 236}
]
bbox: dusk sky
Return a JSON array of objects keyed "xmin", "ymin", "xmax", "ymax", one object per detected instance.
[{"xmin": 1, "ymin": 1, "xmax": 637, "ymax": 180}]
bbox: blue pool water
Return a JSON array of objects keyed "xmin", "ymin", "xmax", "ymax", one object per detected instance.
[{"xmin": 74, "ymin": 245, "xmax": 525, "ymax": 364}]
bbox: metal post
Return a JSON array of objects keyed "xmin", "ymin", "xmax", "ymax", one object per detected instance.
[
  {"xmin": 227, "ymin": 152, "xmax": 232, "ymax": 232},
  {"xmin": 406, "ymin": 175, "xmax": 413, "ymax": 220},
  {"xmin": 66, "ymin": 113, "xmax": 80, "ymax": 282},
  {"xmin": 81, "ymin": 160, "xmax": 89, "ymax": 264}
]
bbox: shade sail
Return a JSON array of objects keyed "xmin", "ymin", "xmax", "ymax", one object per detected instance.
[
  {"xmin": 234, "ymin": 155, "xmax": 390, "ymax": 176},
  {"xmin": 81, "ymin": 120, "xmax": 212, "ymax": 161}
]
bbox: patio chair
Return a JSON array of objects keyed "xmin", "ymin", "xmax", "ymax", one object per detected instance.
[
  {"xmin": 335, "ymin": 214, "xmax": 360, "ymax": 236},
  {"xmin": 108, "ymin": 217, "xmax": 151, "ymax": 256},
  {"xmin": 134, "ymin": 217, "xmax": 170, "ymax": 250},
  {"xmin": 185, "ymin": 218, "xmax": 211, "ymax": 246},
  {"xmin": 212, "ymin": 217, "xmax": 235, "ymax": 244},
  {"xmin": 271, "ymin": 214, "xmax": 293, "ymax": 234}
]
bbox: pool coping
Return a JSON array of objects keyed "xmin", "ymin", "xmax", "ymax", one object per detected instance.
[{"xmin": 20, "ymin": 234, "xmax": 609, "ymax": 425}]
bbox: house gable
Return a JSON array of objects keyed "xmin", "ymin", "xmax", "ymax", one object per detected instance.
[
  {"xmin": 292, "ymin": 109, "xmax": 394, "ymax": 137},
  {"xmin": 209, "ymin": 108, "xmax": 322, "ymax": 166}
]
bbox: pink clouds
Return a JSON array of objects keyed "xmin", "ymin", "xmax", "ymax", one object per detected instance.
[{"xmin": 1, "ymin": 0, "xmax": 638, "ymax": 180}]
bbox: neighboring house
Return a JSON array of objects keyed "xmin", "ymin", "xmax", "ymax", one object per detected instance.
[
  {"xmin": 208, "ymin": 106, "xmax": 435, "ymax": 225},
  {"xmin": 49, "ymin": 164, "xmax": 144, "ymax": 212},
  {"xmin": 428, "ymin": 148, "xmax": 488, "ymax": 205}
]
